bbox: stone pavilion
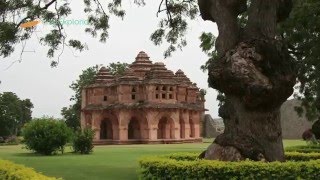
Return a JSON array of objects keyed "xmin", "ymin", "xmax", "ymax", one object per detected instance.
[{"xmin": 81, "ymin": 51, "xmax": 205, "ymax": 144}]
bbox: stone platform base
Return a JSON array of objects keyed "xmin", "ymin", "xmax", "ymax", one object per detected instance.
[{"xmin": 93, "ymin": 138, "xmax": 203, "ymax": 145}]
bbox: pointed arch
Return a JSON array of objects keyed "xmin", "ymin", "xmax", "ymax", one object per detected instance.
[
  {"xmin": 100, "ymin": 119, "xmax": 113, "ymax": 139},
  {"xmin": 127, "ymin": 115, "xmax": 149, "ymax": 140},
  {"xmin": 157, "ymin": 117, "xmax": 175, "ymax": 139},
  {"xmin": 128, "ymin": 118, "xmax": 140, "ymax": 139}
]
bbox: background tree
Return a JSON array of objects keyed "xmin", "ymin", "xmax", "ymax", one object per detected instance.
[
  {"xmin": 62, "ymin": 65, "xmax": 99, "ymax": 131},
  {"xmin": 279, "ymin": 0, "xmax": 320, "ymax": 122},
  {"xmin": 107, "ymin": 62, "xmax": 129, "ymax": 76},
  {"xmin": 61, "ymin": 62, "xmax": 128, "ymax": 131},
  {"xmin": 0, "ymin": 92, "xmax": 33, "ymax": 138}
]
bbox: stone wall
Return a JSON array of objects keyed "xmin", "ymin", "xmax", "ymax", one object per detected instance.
[
  {"xmin": 202, "ymin": 114, "xmax": 224, "ymax": 138},
  {"xmin": 280, "ymin": 99, "xmax": 312, "ymax": 139},
  {"xmin": 203, "ymin": 99, "xmax": 312, "ymax": 139}
]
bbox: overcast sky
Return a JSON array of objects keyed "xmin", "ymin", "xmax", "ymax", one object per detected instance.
[{"xmin": 0, "ymin": 1, "xmax": 220, "ymax": 119}]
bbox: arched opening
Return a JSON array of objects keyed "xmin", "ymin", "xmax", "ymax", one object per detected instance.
[
  {"xmin": 180, "ymin": 118, "xmax": 185, "ymax": 139},
  {"xmin": 128, "ymin": 118, "xmax": 140, "ymax": 139},
  {"xmin": 189, "ymin": 118, "xmax": 195, "ymax": 138},
  {"xmin": 132, "ymin": 87, "xmax": 136, "ymax": 93},
  {"xmin": 131, "ymin": 87, "xmax": 137, "ymax": 100},
  {"xmin": 100, "ymin": 119, "xmax": 113, "ymax": 139},
  {"xmin": 157, "ymin": 117, "xmax": 175, "ymax": 139}
]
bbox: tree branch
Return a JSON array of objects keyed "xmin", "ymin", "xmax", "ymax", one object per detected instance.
[
  {"xmin": 15, "ymin": 0, "xmax": 57, "ymax": 28},
  {"xmin": 198, "ymin": 0, "xmax": 245, "ymax": 56}
]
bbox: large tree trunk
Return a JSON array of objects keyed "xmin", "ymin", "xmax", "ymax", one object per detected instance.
[
  {"xmin": 206, "ymin": 97, "xmax": 284, "ymax": 162},
  {"xmin": 198, "ymin": 0, "xmax": 296, "ymax": 162}
]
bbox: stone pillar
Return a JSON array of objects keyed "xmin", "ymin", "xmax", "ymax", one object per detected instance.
[
  {"xmin": 185, "ymin": 123, "xmax": 191, "ymax": 138},
  {"xmin": 174, "ymin": 127, "xmax": 180, "ymax": 140},
  {"xmin": 117, "ymin": 110, "xmax": 131, "ymax": 141},
  {"xmin": 81, "ymin": 89, "xmax": 87, "ymax": 109},
  {"xmin": 92, "ymin": 111, "xmax": 102, "ymax": 140},
  {"xmin": 165, "ymin": 123, "xmax": 170, "ymax": 139},
  {"xmin": 80, "ymin": 112, "xmax": 85, "ymax": 129},
  {"xmin": 146, "ymin": 111, "xmax": 158, "ymax": 140},
  {"xmin": 170, "ymin": 110, "xmax": 180, "ymax": 139},
  {"xmin": 194, "ymin": 124, "xmax": 200, "ymax": 138},
  {"xmin": 148, "ymin": 126, "xmax": 158, "ymax": 140},
  {"xmin": 191, "ymin": 112, "xmax": 201, "ymax": 138},
  {"xmin": 141, "ymin": 127, "xmax": 149, "ymax": 139},
  {"xmin": 181, "ymin": 111, "xmax": 190, "ymax": 139},
  {"xmin": 118, "ymin": 126, "xmax": 128, "ymax": 141},
  {"xmin": 81, "ymin": 90, "xmax": 87, "ymax": 122}
]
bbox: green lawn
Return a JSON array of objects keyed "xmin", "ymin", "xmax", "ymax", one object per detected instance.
[{"xmin": 0, "ymin": 140, "xmax": 306, "ymax": 180}]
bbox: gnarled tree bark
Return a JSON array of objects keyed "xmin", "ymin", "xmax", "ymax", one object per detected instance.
[{"xmin": 198, "ymin": 0, "xmax": 296, "ymax": 162}]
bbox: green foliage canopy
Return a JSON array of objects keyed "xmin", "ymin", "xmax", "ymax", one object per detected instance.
[
  {"xmin": 61, "ymin": 65, "xmax": 99, "ymax": 131},
  {"xmin": 0, "ymin": 0, "xmax": 198, "ymax": 65},
  {"xmin": 280, "ymin": 0, "xmax": 320, "ymax": 121},
  {"xmin": 0, "ymin": 92, "xmax": 33, "ymax": 137}
]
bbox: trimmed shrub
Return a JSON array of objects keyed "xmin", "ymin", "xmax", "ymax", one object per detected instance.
[
  {"xmin": 72, "ymin": 127, "xmax": 95, "ymax": 154},
  {"xmin": 312, "ymin": 120, "xmax": 320, "ymax": 139},
  {"xmin": 286, "ymin": 145, "xmax": 320, "ymax": 153},
  {"xmin": 302, "ymin": 129, "xmax": 314, "ymax": 140},
  {"xmin": 165, "ymin": 152, "xmax": 199, "ymax": 161},
  {"xmin": 0, "ymin": 159, "xmax": 58, "ymax": 180},
  {"xmin": 163, "ymin": 152, "xmax": 320, "ymax": 161},
  {"xmin": 22, "ymin": 117, "xmax": 72, "ymax": 155},
  {"xmin": 285, "ymin": 151, "xmax": 320, "ymax": 161},
  {"xmin": 139, "ymin": 152, "xmax": 320, "ymax": 179}
]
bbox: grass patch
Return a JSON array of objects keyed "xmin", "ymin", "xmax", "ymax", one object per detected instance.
[{"xmin": 0, "ymin": 140, "xmax": 306, "ymax": 180}]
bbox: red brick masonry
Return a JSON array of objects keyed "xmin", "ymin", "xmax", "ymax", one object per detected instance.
[{"xmin": 81, "ymin": 51, "xmax": 205, "ymax": 144}]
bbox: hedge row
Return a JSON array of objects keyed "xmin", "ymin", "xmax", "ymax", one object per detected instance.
[
  {"xmin": 160, "ymin": 152, "xmax": 320, "ymax": 161},
  {"xmin": 285, "ymin": 151, "xmax": 320, "ymax": 161},
  {"xmin": 285, "ymin": 145, "xmax": 320, "ymax": 153},
  {"xmin": 139, "ymin": 152, "xmax": 320, "ymax": 179},
  {"xmin": 0, "ymin": 159, "xmax": 59, "ymax": 180}
]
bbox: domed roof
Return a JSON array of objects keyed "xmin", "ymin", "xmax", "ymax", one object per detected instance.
[
  {"xmin": 136, "ymin": 51, "xmax": 150, "ymax": 60},
  {"xmin": 174, "ymin": 69, "xmax": 192, "ymax": 86},
  {"xmin": 145, "ymin": 62, "xmax": 175, "ymax": 80},
  {"xmin": 119, "ymin": 68, "xmax": 139, "ymax": 81},
  {"xmin": 130, "ymin": 51, "xmax": 153, "ymax": 74},
  {"xmin": 95, "ymin": 67, "xmax": 114, "ymax": 83},
  {"xmin": 91, "ymin": 52, "xmax": 197, "ymax": 87}
]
